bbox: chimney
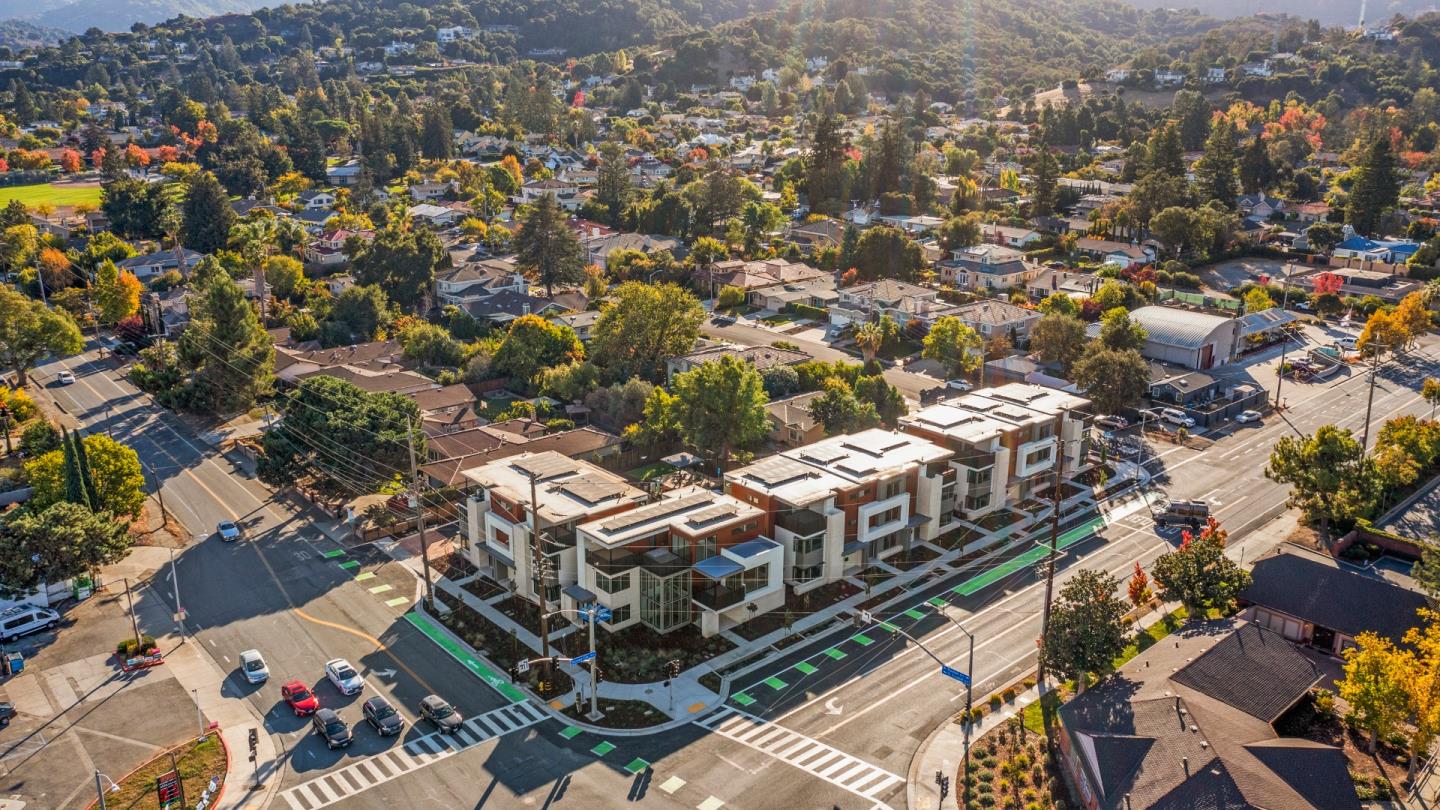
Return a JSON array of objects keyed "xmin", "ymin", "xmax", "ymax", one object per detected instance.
[{"xmin": 1182, "ymin": 757, "xmax": 1189, "ymax": 775}]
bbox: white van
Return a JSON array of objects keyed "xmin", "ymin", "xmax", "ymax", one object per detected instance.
[
  {"xmin": 1160, "ymin": 408, "xmax": 1196, "ymax": 428},
  {"xmin": 0, "ymin": 605, "xmax": 60, "ymax": 642}
]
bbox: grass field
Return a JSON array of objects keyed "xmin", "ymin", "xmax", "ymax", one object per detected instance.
[{"xmin": 0, "ymin": 182, "xmax": 102, "ymax": 209}]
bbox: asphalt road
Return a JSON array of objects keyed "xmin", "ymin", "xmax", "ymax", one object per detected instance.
[{"xmin": 23, "ymin": 331, "xmax": 1440, "ymax": 810}]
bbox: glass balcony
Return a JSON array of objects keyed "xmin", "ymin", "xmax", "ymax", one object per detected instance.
[
  {"xmin": 776, "ymin": 508, "xmax": 827, "ymax": 537},
  {"xmin": 692, "ymin": 582, "xmax": 746, "ymax": 612}
]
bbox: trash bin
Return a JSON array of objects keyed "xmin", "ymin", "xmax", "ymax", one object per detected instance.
[
  {"xmin": 5, "ymin": 652, "xmax": 23, "ymax": 676},
  {"xmin": 73, "ymin": 576, "xmax": 92, "ymax": 600}
]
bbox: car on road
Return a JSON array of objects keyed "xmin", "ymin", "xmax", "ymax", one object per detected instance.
[
  {"xmin": 1159, "ymin": 408, "xmax": 1196, "ymax": 429},
  {"xmin": 56, "ymin": 370, "xmax": 75, "ymax": 385},
  {"xmin": 312, "ymin": 708, "xmax": 352, "ymax": 749},
  {"xmin": 238, "ymin": 649, "xmax": 269, "ymax": 684},
  {"xmin": 945, "ymin": 379, "xmax": 972, "ymax": 392},
  {"xmin": 281, "ymin": 681, "xmax": 319, "ymax": 716},
  {"xmin": 418, "ymin": 695, "xmax": 462, "ymax": 734},
  {"xmin": 710, "ymin": 314, "xmax": 736, "ymax": 326},
  {"xmin": 1335, "ymin": 335, "xmax": 1359, "ymax": 350},
  {"xmin": 1235, "ymin": 410, "xmax": 1262, "ymax": 424},
  {"xmin": 217, "ymin": 520, "xmax": 241, "ymax": 542},
  {"xmin": 325, "ymin": 659, "xmax": 364, "ymax": 695},
  {"xmin": 0, "ymin": 605, "xmax": 60, "ymax": 642},
  {"xmin": 1154, "ymin": 499, "xmax": 1210, "ymax": 529},
  {"xmin": 363, "ymin": 696, "xmax": 405, "ymax": 736},
  {"xmin": 1095, "ymin": 415, "xmax": 1129, "ymax": 431}
]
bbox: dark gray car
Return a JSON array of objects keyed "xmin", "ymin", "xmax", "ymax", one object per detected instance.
[
  {"xmin": 363, "ymin": 696, "xmax": 404, "ymax": 736},
  {"xmin": 312, "ymin": 707, "xmax": 352, "ymax": 749},
  {"xmin": 418, "ymin": 695, "xmax": 462, "ymax": 733}
]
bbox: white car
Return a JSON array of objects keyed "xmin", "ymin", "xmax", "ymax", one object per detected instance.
[
  {"xmin": 1235, "ymin": 410, "xmax": 1262, "ymax": 424},
  {"xmin": 1160, "ymin": 408, "xmax": 1196, "ymax": 429},
  {"xmin": 239, "ymin": 649, "xmax": 269, "ymax": 684},
  {"xmin": 325, "ymin": 658, "xmax": 364, "ymax": 695},
  {"xmin": 945, "ymin": 379, "xmax": 972, "ymax": 392},
  {"xmin": 217, "ymin": 521, "xmax": 241, "ymax": 542},
  {"xmin": 1335, "ymin": 335, "xmax": 1359, "ymax": 350},
  {"xmin": 56, "ymin": 370, "xmax": 76, "ymax": 385}
]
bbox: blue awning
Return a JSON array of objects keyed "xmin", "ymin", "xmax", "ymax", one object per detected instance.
[
  {"xmin": 562, "ymin": 584, "xmax": 597, "ymax": 603},
  {"xmin": 694, "ymin": 555, "xmax": 744, "ymax": 580},
  {"xmin": 727, "ymin": 538, "xmax": 780, "ymax": 559}
]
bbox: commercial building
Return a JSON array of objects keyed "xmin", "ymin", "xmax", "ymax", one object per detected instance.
[
  {"xmin": 900, "ymin": 384, "xmax": 1092, "ymax": 519},
  {"xmin": 1125, "ymin": 306, "xmax": 1241, "ymax": 370}
]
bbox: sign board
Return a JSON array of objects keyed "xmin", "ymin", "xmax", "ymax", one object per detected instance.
[
  {"xmin": 581, "ymin": 605, "xmax": 613, "ymax": 623},
  {"xmin": 156, "ymin": 769, "xmax": 182, "ymax": 806},
  {"xmin": 571, "ymin": 651, "xmax": 596, "ymax": 665},
  {"xmin": 858, "ymin": 610, "xmax": 873, "ymax": 624},
  {"xmin": 939, "ymin": 665, "xmax": 971, "ymax": 687},
  {"xmin": 516, "ymin": 659, "xmax": 531, "ymax": 674}
]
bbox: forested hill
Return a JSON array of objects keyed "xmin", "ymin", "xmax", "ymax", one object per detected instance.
[
  {"xmin": 1122, "ymin": 0, "xmax": 1434, "ymax": 28},
  {"xmin": 658, "ymin": 0, "xmax": 1222, "ymax": 103}
]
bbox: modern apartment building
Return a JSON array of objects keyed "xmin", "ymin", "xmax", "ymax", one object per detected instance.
[
  {"xmin": 725, "ymin": 428, "xmax": 953, "ymax": 595},
  {"xmin": 899, "ymin": 383, "xmax": 1092, "ymax": 520}
]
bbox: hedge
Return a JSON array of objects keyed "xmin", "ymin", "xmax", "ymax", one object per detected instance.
[{"xmin": 784, "ymin": 302, "xmax": 829, "ymax": 321}]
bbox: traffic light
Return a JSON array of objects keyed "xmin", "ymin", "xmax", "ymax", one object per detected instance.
[
  {"xmin": 595, "ymin": 667, "xmax": 604, "ymax": 684},
  {"xmin": 853, "ymin": 612, "xmax": 864, "ymax": 629},
  {"xmin": 550, "ymin": 656, "xmax": 559, "ymax": 668},
  {"xmin": 508, "ymin": 665, "xmax": 518, "ymax": 682},
  {"xmin": 248, "ymin": 728, "xmax": 258, "ymax": 762}
]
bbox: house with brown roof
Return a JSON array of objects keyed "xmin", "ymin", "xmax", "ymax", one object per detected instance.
[
  {"xmin": 766, "ymin": 391, "xmax": 825, "ymax": 447},
  {"xmin": 1057, "ymin": 618, "xmax": 1358, "ymax": 810}
]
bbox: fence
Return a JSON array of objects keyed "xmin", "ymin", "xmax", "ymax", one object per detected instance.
[{"xmin": 1156, "ymin": 289, "xmax": 1242, "ymax": 312}]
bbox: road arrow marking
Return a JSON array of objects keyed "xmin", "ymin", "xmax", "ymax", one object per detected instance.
[
  {"xmin": 824, "ymin": 698, "xmax": 843, "ymax": 716},
  {"xmin": 373, "ymin": 668, "xmax": 397, "ymax": 679}
]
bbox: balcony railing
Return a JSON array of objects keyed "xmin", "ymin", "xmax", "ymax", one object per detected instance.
[
  {"xmin": 776, "ymin": 509, "xmax": 827, "ymax": 537},
  {"xmin": 692, "ymin": 583, "xmax": 746, "ymax": 612}
]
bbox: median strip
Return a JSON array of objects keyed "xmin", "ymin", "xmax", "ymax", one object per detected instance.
[{"xmin": 404, "ymin": 613, "xmax": 528, "ymax": 703}]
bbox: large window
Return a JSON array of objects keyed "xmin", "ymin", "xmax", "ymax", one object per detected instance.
[
  {"xmin": 868, "ymin": 506, "xmax": 902, "ymax": 530},
  {"xmin": 1024, "ymin": 446, "xmax": 1053, "ymax": 468},
  {"xmin": 795, "ymin": 533, "xmax": 824, "ymax": 556},
  {"xmin": 595, "ymin": 570, "xmax": 630, "ymax": 594},
  {"xmin": 492, "ymin": 528, "xmax": 509, "ymax": 549},
  {"xmin": 964, "ymin": 492, "xmax": 992, "ymax": 512},
  {"xmin": 606, "ymin": 604, "xmax": 631, "ymax": 625},
  {"xmin": 740, "ymin": 563, "xmax": 771, "ymax": 594},
  {"xmin": 791, "ymin": 563, "xmax": 822, "ymax": 583},
  {"xmin": 966, "ymin": 467, "xmax": 992, "ymax": 488}
]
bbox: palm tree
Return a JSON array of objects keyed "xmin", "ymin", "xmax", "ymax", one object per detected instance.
[{"xmin": 854, "ymin": 322, "xmax": 883, "ymax": 361}]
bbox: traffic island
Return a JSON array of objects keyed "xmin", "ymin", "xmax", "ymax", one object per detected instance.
[
  {"xmin": 559, "ymin": 697, "xmax": 670, "ymax": 730},
  {"xmin": 91, "ymin": 734, "xmax": 227, "ymax": 810}
]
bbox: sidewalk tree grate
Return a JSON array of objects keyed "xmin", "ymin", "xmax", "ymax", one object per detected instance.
[
  {"xmin": 624, "ymin": 757, "xmax": 649, "ymax": 774},
  {"xmin": 794, "ymin": 662, "xmax": 818, "ymax": 676},
  {"xmin": 338, "ymin": 560, "xmax": 360, "ymax": 570},
  {"xmin": 354, "ymin": 571, "xmax": 377, "ymax": 582},
  {"xmin": 823, "ymin": 647, "xmax": 847, "ymax": 660},
  {"xmin": 903, "ymin": 608, "xmax": 925, "ymax": 620},
  {"xmin": 763, "ymin": 676, "xmax": 787, "ymax": 691},
  {"xmin": 559, "ymin": 725, "xmax": 582, "ymax": 740},
  {"xmin": 384, "ymin": 596, "xmax": 410, "ymax": 607},
  {"xmin": 591, "ymin": 741, "xmax": 616, "ymax": 757},
  {"xmin": 320, "ymin": 549, "xmax": 347, "ymax": 559},
  {"xmin": 732, "ymin": 693, "xmax": 756, "ymax": 706},
  {"xmin": 853, "ymin": 634, "xmax": 874, "ymax": 646}
]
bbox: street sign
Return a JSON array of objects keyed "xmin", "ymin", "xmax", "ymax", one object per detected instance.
[
  {"xmin": 858, "ymin": 610, "xmax": 873, "ymax": 624},
  {"xmin": 940, "ymin": 665, "xmax": 971, "ymax": 686},
  {"xmin": 581, "ymin": 605, "xmax": 613, "ymax": 623},
  {"xmin": 516, "ymin": 659, "xmax": 531, "ymax": 674},
  {"xmin": 571, "ymin": 651, "xmax": 596, "ymax": 665}
]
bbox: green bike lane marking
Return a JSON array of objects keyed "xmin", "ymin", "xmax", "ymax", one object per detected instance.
[
  {"xmin": 725, "ymin": 513, "xmax": 1112, "ymax": 708},
  {"xmin": 320, "ymin": 548, "xmax": 347, "ymax": 559},
  {"xmin": 404, "ymin": 613, "xmax": 528, "ymax": 703},
  {"xmin": 338, "ymin": 560, "xmax": 360, "ymax": 570}
]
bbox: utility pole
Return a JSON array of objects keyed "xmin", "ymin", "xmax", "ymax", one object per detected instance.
[
  {"xmin": 1273, "ymin": 263, "xmax": 1295, "ymax": 408},
  {"xmin": 406, "ymin": 416, "xmax": 434, "ymax": 608},
  {"xmin": 526, "ymin": 468, "xmax": 553, "ymax": 693},
  {"xmin": 1036, "ymin": 412, "xmax": 1067, "ymax": 693},
  {"xmin": 142, "ymin": 460, "xmax": 168, "ymax": 523},
  {"xmin": 94, "ymin": 771, "xmax": 108, "ymax": 810},
  {"xmin": 170, "ymin": 547, "xmax": 185, "ymax": 640},
  {"xmin": 1361, "ymin": 352, "xmax": 1381, "ymax": 452},
  {"xmin": 123, "ymin": 577, "xmax": 140, "ymax": 651}
]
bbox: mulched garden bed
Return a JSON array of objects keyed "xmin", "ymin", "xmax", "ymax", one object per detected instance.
[
  {"xmin": 730, "ymin": 580, "xmax": 861, "ymax": 642},
  {"xmin": 597, "ymin": 623, "xmax": 737, "ymax": 683},
  {"xmin": 1274, "ymin": 690, "xmax": 1403, "ymax": 801},
  {"xmin": 560, "ymin": 697, "xmax": 669, "ymax": 730},
  {"xmin": 977, "ymin": 510, "xmax": 1026, "ymax": 533},
  {"xmin": 432, "ymin": 588, "xmax": 573, "ymax": 698},
  {"xmin": 890, "ymin": 544, "xmax": 942, "ymax": 572},
  {"xmin": 461, "ymin": 575, "xmax": 507, "ymax": 602},
  {"xmin": 496, "ymin": 595, "xmax": 547, "ymax": 639},
  {"xmin": 960, "ymin": 715, "xmax": 1072, "ymax": 810},
  {"xmin": 432, "ymin": 552, "xmax": 478, "ymax": 581}
]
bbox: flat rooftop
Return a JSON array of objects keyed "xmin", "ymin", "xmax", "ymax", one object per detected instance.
[
  {"xmin": 578, "ymin": 486, "xmax": 762, "ymax": 548},
  {"xmin": 462, "ymin": 451, "xmax": 646, "ymax": 524}
]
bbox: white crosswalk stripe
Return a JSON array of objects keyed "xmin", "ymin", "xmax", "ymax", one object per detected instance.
[
  {"xmin": 278, "ymin": 702, "xmax": 547, "ymax": 810},
  {"xmin": 696, "ymin": 708, "xmax": 904, "ymax": 807}
]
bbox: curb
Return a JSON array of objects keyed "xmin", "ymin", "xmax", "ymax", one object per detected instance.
[{"xmin": 83, "ymin": 731, "xmax": 228, "ymax": 810}]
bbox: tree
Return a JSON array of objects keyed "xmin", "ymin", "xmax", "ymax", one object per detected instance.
[
  {"xmin": 1357, "ymin": 308, "xmax": 1408, "ymax": 359},
  {"xmin": 1244, "ymin": 287, "xmax": 1274, "ymax": 314},
  {"xmin": 515, "ymin": 194, "xmax": 586, "ymax": 298},
  {"xmin": 1239, "ymin": 136, "xmax": 1276, "ymax": 194},
  {"xmin": 399, "ymin": 323, "xmax": 464, "ymax": 367},
  {"xmin": 1193, "ymin": 117, "xmax": 1239, "ymax": 207},
  {"xmin": 1306, "ymin": 222, "xmax": 1345, "ymax": 254},
  {"xmin": 937, "ymin": 213, "xmax": 981, "ymax": 252},
  {"xmin": 1424, "ymin": 377, "xmax": 1440, "ymax": 419},
  {"xmin": 1039, "ymin": 569, "xmax": 1130, "ymax": 693},
  {"xmin": 1172, "ymin": 89, "xmax": 1211, "ymax": 151},
  {"xmin": 493, "ymin": 314, "xmax": 584, "ymax": 386},
  {"xmin": 328, "ymin": 285, "xmax": 391, "ymax": 343},
  {"xmin": 922, "ymin": 316, "xmax": 983, "ymax": 378},
  {"xmin": 419, "ymin": 104, "xmax": 454, "ymax": 160},
  {"xmin": 595, "ymin": 141, "xmax": 632, "ymax": 226},
  {"xmin": 1401, "ymin": 611, "xmax": 1440, "ymax": 778},
  {"xmin": 0, "ymin": 502, "xmax": 130, "ymax": 595},
  {"xmin": 257, "ymin": 375, "xmax": 422, "ymax": 496},
  {"xmin": 1038, "ymin": 292, "xmax": 1080, "ymax": 319},
  {"xmin": 805, "ymin": 112, "xmax": 848, "ymax": 216},
  {"xmin": 0, "ymin": 285, "xmax": 84, "ymax": 385},
  {"xmin": 854, "ymin": 373, "xmax": 906, "ymax": 428},
  {"xmin": 91, "ymin": 260, "xmax": 142, "ymax": 325},
  {"xmin": 1072, "ymin": 347, "xmax": 1149, "ymax": 414},
  {"xmin": 852, "ymin": 226, "xmax": 924, "ymax": 281},
  {"xmin": 1265, "ymin": 425, "xmax": 1373, "ymax": 541},
  {"xmin": 37, "ymin": 247, "xmax": 74, "ymax": 293},
  {"xmin": 669, "ymin": 355, "xmax": 770, "ymax": 470},
  {"xmin": 1098, "ymin": 308, "xmax": 1147, "ymax": 352},
  {"xmin": 809, "ymin": 376, "xmax": 881, "ymax": 435},
  {"xmin": 590, "ymin": 282, "xmax": 704, "ymax": 382},
  {"xmin": 1340, "ymin": 632, "xmax": 1410, "ymax": 753},
  {"xmin": 1151, "ymin": 519, "xmax": 1251, "ymax": 614},
  {"xmin": 262, "ymin": 255, "xmax": 305, "ymax": 301},
  {"xmin": 351, "ymin": 225, "xmax": 448, "ymax": 312},
  {"xmin": 1150, "ymin": 206, "xmax": 1196, "ymax": 256},
  {"xmin": 1030, "ymin": 145, "xmax": 1060, "ymax": 217},
  {"xmin": 1030, "ymin": 312, "xmax": 1088, "ymax": 372},
  {"xmin": 181, "ymin": 171, "xmax": 236, "ymax": 255},
  {"xmin": 1127, "ymin": 562, "xmax": 1152, "ymax": 609},
  {"xmin": 101, "ymin": 178, "xmax": 168, "ymax": 240},
  {"xmin": 1347, "ymin": 135, "xmax": 1401, "ymax": 236},
  {"xmin": 177, "ymin": 267, "xmax": 274, "ymax": 413},
  {"xmin": 25, "ymin": 433, "xmax": 146, "ymax": 518}
]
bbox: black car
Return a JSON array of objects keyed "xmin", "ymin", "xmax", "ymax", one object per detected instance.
[
  {"xmin": 0, "ymin": 701, "xmax": 13, "ymax": 727},
  {"xmin": 418, "ymin": 695, "xmax": 462, "ymax": 734},
  {"xmin": 312, "ymin": 708, "xmax": 352, "ymax": 749},
  {"xmin": 363, "ymin": 696, "xmax": 404, "ymax": 736}
]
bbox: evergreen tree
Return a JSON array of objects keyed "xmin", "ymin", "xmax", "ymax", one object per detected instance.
[
  {"xmin": 180, "ymin": 171, "xmax": 236, "ymax": 255},
  {"xmin": 178, "ymin": 269, "xmax": 274, "ymax": 413},
  {"xmin": 1194, "ymin": 118, "xmax": 1239, "ymax": 208},
  {"xmin": 60, "ymin": 428, "xmax": 91, "ymax": 509},
  {"xmin": 1031, "ymin": 143, "xmax": 1060, "ymax": 217},
  {"xmin": 1172, "ymin": 89, "xmax": 1211, "ymax": 151},
  {"xmin": 839, "ymin": 224, "xmax": 860, "ymax": 271},
  {"xmin": 73, "ymin": 428, "xmax": 99, "ymax": 509},
  {"xmin": 515, "ymin": 193, "xmax": 586, "ymax": 298},
  {"xmin": 419, "ymin": 104, "xmax": 454, "ymax": 160},
  {"xmin": 805, "ymin": 111, "xmax": 848, "ymax": 216},
  {"xmin": 1238, "ymin": 136, "xmax": 1276, "ymax": 194},
  {"xmin": 1146, "ymin": 122, "xmax": 1186, "ymax": 179},
  {"xmin": 1347, "ymin": 135, "xmax": 1401, "ymax": 236},
  {"xmin": 870, "ymin": 119, "xmax": 909, "ymax": 198},
  {"xmin": 595, "ymin": 141, "xmax": 632, "ymax": 227}
]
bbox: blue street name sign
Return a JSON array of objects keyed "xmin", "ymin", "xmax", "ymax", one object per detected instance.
[
  {"xmin": 571, "ymin": 651, "xmax": 597, "ymax": 665},
  {"xmin": 940, "ymin": 665, "xmax": 971, "ymax": 686}
]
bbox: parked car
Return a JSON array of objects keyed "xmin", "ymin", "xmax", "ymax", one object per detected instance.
[
  {"xmin": 1154, "ymin": 499, "xmax": 1210, "ymax": 529},
  {"xmin": 324, "ymin": 659, "xmax": 364, "ymax": 695},
  {"xmin": 1235, "ymin": 410, "xmax": 1262, "ymax": 424},
  {"xmin": 217, "ymin": 520, "xmax": 241, "ymax": 542},
  {"xmin": 281, "ymin": 681, "xmax": 320, "ymax": 716},
  {"xmin": 0, "ymin": 605, "xmax": 60, "ymax": 643},
  {"xmin": 418, "ymin": 695, "xmax": 462, "ymax": 734},
  {"xmin": 362, "ymin": 696, "xmax": 405, "ymax": 736},
  {"xmin": 0, "ymin": 701, "xmax": 13, "ymax": 726},
  {"xmin": 1095, "ymin": 415, "xmax": 1129, "ymax": 431},
  {"xmin": 711, "ymin": 314, "xmax": 736, "ymax": 326},
  {"xmin": 1160, "ymin": 408, "xmax": 1196, "ymax": 429},
  {"xmin": 945, "ymin": 379, "xmax": 972, "ymax": 392},
  {"xmin": 312, "ymin": 708, "xmax": 352, "ymax": 749},
  {"xmin": 238, "ymin": 649, "xmax": 269, "ymax": 684},
  {"xmin": 56, "ymin": 370, "xmax": 75, "ymax": 385},
  {"xmin": 1335, "ymin": 335, "xmax": 1359, "ymax": 350}
]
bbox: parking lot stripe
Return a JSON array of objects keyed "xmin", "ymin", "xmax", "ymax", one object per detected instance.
[
  {"xmin": 384, "ymin": 596, "xmax": 410, "ymax": 607},
  {"xmin": 368, "ymin": 584, "xmax": 393, "ymax": 594}
]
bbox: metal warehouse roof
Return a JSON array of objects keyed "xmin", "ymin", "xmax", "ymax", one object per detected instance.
[{"xmin": 1129, "ymin": 306, "xmax": 1235, "ymax": 351}]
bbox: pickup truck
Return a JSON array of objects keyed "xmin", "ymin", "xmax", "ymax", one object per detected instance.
[{"xmin": 1153, "ymin": 499, "xmax": 1209, "ymax": 529}]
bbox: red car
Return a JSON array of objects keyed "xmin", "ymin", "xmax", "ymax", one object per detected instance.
[{"xmin": 281, "ymin": 680, "xmax": 320, "ymax": 716}]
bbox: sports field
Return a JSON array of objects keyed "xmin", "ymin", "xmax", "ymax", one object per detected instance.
[{"xmin": 0, "ymin": 182, "xmax": 103, "ymax": 209}]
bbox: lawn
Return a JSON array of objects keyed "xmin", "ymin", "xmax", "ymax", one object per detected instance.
[
  {"xmin": 759, "ymin": 311, "xmax": 802, "ymax": 326},
  {"xmin": 105, "ymin": 734, "xmax": 227, "ymax": 810},
  {"xmin": 626, "ymin": 461, "xmax": 675, "ymax": 482},
  {"xmin": 0, "ymin": 182, "xmax": 102, "ymax": 209}
]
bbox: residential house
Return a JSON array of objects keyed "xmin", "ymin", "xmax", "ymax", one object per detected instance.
[
  {"xmin": 900, "ymin": 383, "xmax": 1091, "ymax": 521},
  {"xmin": 666, "ymin": 345, "xmax": 810, "ymax": 383},
  {"xmin": 766, "ymin": 391, "xmax": 825, "ymax": 448},
  {"xmin": 1238, "ymin": 192, "xmax": 1285, "ymax": 221},
  {"xmin": 550, "ymin": 310, "xmax": 600, "ymax": 342},
  {"xmin": 830, "ymin": 279, "xmax": 937, "ymax": 328},
  {"xmin": 939, "ymin": 244, "xmax": 1039, "ymax": 291},
  {"xmin": 304, "ymin": 229, "xmax": 373, "ymax": 267},
  {"xmin": 953, "ymin": 300, "xmax": 1042, "ymax": 345},
  {"xmin": 1291, "ymin": 201, "xmax": 1330, "ymax": 224},
  {"xmin": 709, "ymin": 258, "xmax": 828, "ymax": 293},
  {"xmin": 514, "ymin": 178, "xmax": 583, "ymax": 210},
  {"xmin": 434, "ymin": 260, "xmax": 528, "ymax": 306},
  {"xmin": 140, "ymin": 288, "xmax": 190, "ymax": 337},
  {"xmin": 409, "ymin": 181, "xmax": 451, "ymax": 202},
  {"xmin": 1073, "ymin": 238, "xmax": 1155, "ymax": 267},
  {"xmin": 273, "ymin": 340, "xmax": 406, "ymax": 385},
  {"xmin": 415, "ymin": 384, "xmax": 482, "ymax": 436},
  {"xmin": 296, "ymin": 190, "xmax": 336, "ymax": 211},
  {"xmin": 421, "ymin": 425, "xmax": 623, "ymax": 488},
  {"xmin": 725, "ymin": 429, "xmax": 954, "ymax": 592},
  {"xmin": 586, "ymin": 233, "xmax": 682, "ymax": 269},
  {"xmin": 747, "ymin": 277, "xmax": 839, "ymax": 313},
  {"xmin": 435, "ymin": 25, "xmax": 473, "ymax": 43},
  {"xmin": 1056, "ymin": 618, "xmax": 1358, "ymax": 810},
  {"xmin": 461, "ymin": 290, "xmax": 564, "ymax": 325},
  {"xmin": 407, "ymin": 204, "xmax": 462, "ymax": 228},
  {"xmin": 1205, "ymin": 66, "xmax": 1228, "ymax": 84},
  {"xmin": 326, "ymin": 161, "xmax": 363, "ymax": 187},
  {"xmin": 1027, "ymin": 269, "xmax": 1100, "ymax": 302},
  {"xmin": 981, "ymin": 224, "xmax": 1042, "ymax": 249},
  {"xmin": 119, "ymin": 248, "xmax": 204, "ymax": 280}
]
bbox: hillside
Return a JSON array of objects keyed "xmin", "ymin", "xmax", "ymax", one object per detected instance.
[
  {"xmin": 0, "ymin": 0, "xmax": 278, "ymax": 33},
  {"xmin": 1121, "ymin": 0, "xmax": 1435, "ymax": 28},
  {"xmin": 0, "ymin": 18, "xmax": 68, "ymax": 45}
]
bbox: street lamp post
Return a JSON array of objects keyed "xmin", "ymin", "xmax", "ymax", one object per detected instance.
[
  {"xmin": 1273, "ymin": 262, "xmax": 1296, "ymax": 409},
  {"xmin": 938, "ymin": 609, "xmax": 977, "ymax": 809}
]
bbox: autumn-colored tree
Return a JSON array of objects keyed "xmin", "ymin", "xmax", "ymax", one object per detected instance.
[
  {"xmin": 156, "ymin": 145, "xmax": 180, "ymax": 163},
  {"xmin": 1127, "ymin": 562, "xmax": 1152, "ymax": 609},
  {"xmin": 124, "ymin": 143, "xmax": 150, "ymax": 168},
  {"xmin": 1313, "ymin": 271, "xmax": 1344, "ymax": 295},
  {"xmin": 37, "ymin": 246, "xmax": 74, "ymax": 291},
  {"xmin": 1340, "ymin": 632, "xmax": 1411, "ymax": 753},
  {"xmin": 59, "ymin": 149, "xmax": 82, "ymax": 174}
]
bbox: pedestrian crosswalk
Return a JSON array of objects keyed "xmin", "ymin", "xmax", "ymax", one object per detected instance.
[
  {"xmin": 279, "ymin": 701, "xmax": 547, "ymax": 810},
  {"xmin": 695, "ymin": 707, "xmax": 903, "ymax": 807}
]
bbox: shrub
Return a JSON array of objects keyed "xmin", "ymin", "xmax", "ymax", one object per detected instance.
[
  {"xmin": 784, "ymin": 302, "xmax": 829, "ymax": 321},
  {"xmin": 1002, "ymin": 686, "xmax": 1018, "ymax": 702},
  {"xmin": 1313, "ymin": 688, "xmax": 1335, "ymax": 717},
  {"xmin": 115, "ymin": 635, "xmax": 157, "ymax": 657},
  {"xmin": 20, "ymin": 420, "xmax": 60, "ymax": 455},
  {"xmin": 989, "ymin": 693, "xmax": 1003, "ymax": 709}
]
